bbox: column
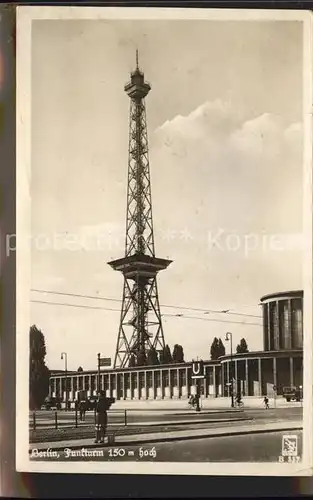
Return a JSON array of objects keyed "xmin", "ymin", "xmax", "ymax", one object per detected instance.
[
  {"xmin": 213, "ymin": 365, "xmax": 216, "ymax": 397},
  {"xmin": 204, "ymin": 367, "xmax": 208, "ymax": 398},
  {"xmin": 168, "ymin": 369, "xmax": 172, "ymax": 398},
  {"xmin": 160, "ymin": 369, "xmax": 163, "ymax": 399},
  {"xmin": 267, "ymin": 302, "xmax": 271, "ymax": 351},
  {"xmin": 235, "ymin": 360, "xmax": 238, "ymax": 395},
  {"xmin": 273, "ymin": 357, "xmax": 277, "ymax": 390},
  {"xmin": 289, "ymin": 357, "xmax": 294, "ymax": 387},
  {"xmin": 88, "ymin": 374, "xmax": 91, "ymax": 395},
  {"xmin": 227, "ymin": 361, "xmax": 230, "ymax": 397},
  {"xmin": 115, "ymin": 373, "xmax": 118, "ymax": 399},
  {"xmin": 185, "ymin": 366, "xmax": 189, "ymax": 397},
  {"xmin": 275, "ymin": 300, "xmax": 280, "ymax": 350},
  {"xmin": 144, "ymin": 371, "xmax": 147, "ymax": 399},
  {"xmin": 288, "ymin": 299, "xmax": 293, "ymax": 349},
  {"xmin": 123, "ymin": 373, "xmax": 126, "ymax": 400},
  {"xmin": 177, "ymin": 368, "xmax": 180, "ymax": 398},
  {"xmin": 130, "ymin": 372, "xmax": 133, "ymax": 400},
  {"xmin": 137, "ymin": 371, "xmax": 140, "ymax": 399},
  {"xmin": 258, "ymin": 358, "xmax": 262, "ymax": 396},
  {"xmin": 221, "ymin": 364, "xmax": 224, "ymax": 396},
  {"xmin": 108, "ymin": 373, "xmax": 111, "ymax": 397},
  {"xmin": 245, "ymin": 359, "xmax": 249, "ymax": 396},
  {"xmin": 152, "ymin": 370, "xmax": 155, "ymax": 399}
]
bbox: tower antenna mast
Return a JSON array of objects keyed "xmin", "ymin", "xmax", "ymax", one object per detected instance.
[{"xmin": 108, "ymin": 53, "xmax": 172, "ymax": 368}]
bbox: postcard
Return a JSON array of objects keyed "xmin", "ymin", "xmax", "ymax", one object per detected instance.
[{"xmin": 16, "ymin": 6, "xmax": 313, "ymax": 475}]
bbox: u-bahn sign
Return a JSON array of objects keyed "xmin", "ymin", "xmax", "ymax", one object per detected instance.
[
  {"xmin": 99, "ymin": 357, "xmax": 111, "ymax": 367},
  {"xmin": 191, "ymin": 360, "xmax": 204, "ymax": 379}
]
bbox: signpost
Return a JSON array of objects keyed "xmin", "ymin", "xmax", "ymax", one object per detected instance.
[
  {"xmin": 273, "ymin": 385, "xmax": 277, "ymax": 409},
  {"xmin": 99, "ymin": 357, "xmax": 111, "ymax": 367},
  {"xmin": 191, "ymin": 360, "xmax": 204, "ymax": 412},
  {"xmin": 97, "ymin": 354, "xmax": 112, "ymax": 393}
]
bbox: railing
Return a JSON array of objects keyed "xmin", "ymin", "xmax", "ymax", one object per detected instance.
[{"xmin": 30, "ymin": 408, "xmax": 129, "ymax": 431}]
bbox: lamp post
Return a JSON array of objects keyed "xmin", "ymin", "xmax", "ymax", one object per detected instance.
[
  {"xmin": 61, "ymin": 352, "xmax": 68, "ymax": 411},
  {"xmin": 97, "ymin": 353, "xmax": 101, "ymax": 394},
  {"xmin": 225, "ymin": 332, "xmax": 234, "ymax": 408}
]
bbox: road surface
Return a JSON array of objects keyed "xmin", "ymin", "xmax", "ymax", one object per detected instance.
[
  {"xmin": 30, "ymin": 430, "xmax": 303, "ymax": 462},
  {"xmin": 30, "ymin": 407, "xmax": 302, "ymax": 430}
]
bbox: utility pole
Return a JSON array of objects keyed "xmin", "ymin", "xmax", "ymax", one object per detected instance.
[
  {"xmin": 97, "ymin": 353, "xmax": 101, "ymax": 394},
  {"xmin": 61, "ymin": 352, "xmax": 68, "ymax": 410},
  {"xmin": 225, "ymin": 332, "xmax": 234, "ymax": 408}
]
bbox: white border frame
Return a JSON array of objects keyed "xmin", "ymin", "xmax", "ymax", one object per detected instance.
[{"xmin": 16, "ymin": 6, "xmax": 313, "ymax": 476}]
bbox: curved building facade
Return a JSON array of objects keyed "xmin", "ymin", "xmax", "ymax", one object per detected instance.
[
  {"xmin": 261, "ymin": 290, "xmax": 303, "ymax": 351},
  {"xmin": 49, "ymin": 290, "xmax": 303, "ymax": 404}
]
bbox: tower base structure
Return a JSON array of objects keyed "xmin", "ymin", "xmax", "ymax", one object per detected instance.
[{"xmin": 108, "ymin": 254, "xmax": 172, "ymax": 369}]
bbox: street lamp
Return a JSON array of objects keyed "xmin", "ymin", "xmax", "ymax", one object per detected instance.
[
  {"xmin": 97, "ymin": 353, "xmax": 101, "ymax": 394},
  {"xmin": 225, "ymin": 332, "xmax": 234, "ymax": 408},
  {"xmin": 61, "ymin": 352, "xmax": 68, "ymax": 411}
]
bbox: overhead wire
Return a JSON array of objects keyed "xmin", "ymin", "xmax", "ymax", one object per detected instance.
[
  {"xmin": 30, "ymin": 298, "xmax": 263, "ymax": 327},
  {"xmin": 30, "ymin": 288, "xmax": 262, "ymax": 319}
]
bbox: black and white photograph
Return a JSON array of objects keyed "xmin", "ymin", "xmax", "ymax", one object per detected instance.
[{"xmin": 16, "ymin": 6, "xmax": 313, "ymax": 475}]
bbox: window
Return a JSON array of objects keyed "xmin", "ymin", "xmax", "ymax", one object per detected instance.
[
  {"xmin": 111, "ymin": 375, "xmax": 116, "ymax": 390},
  {"xmin": 171, "ymin": 370, "xmax": 178, "ymax": 386},
  {"xmin": 155, "ymin": 371, "xmax": 161, "ymax": 387},
  {"xmin": 163, "ymin": 371, "xmax": 169, "ymax": 386},
  {"xmin": 147, "ymin": 372, "xmax": 153, "ymax": 388},
  {"xmin": 139, "ymin": 372, "xmax": 145, "ymax": 388},
  {"xmin": 179, "ymin": 369, "xmax": 186, "ymax": 386},
  {"xmin": 292, "ymin": 299, "xmax": 303, "ymax": 348}
]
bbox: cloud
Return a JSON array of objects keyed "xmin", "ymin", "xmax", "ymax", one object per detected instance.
[{"xmin": 149, "ymin": 100, "xmax": 303, "ymax": 303}]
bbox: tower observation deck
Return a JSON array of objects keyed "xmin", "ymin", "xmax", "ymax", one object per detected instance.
[{"xmin": 108, "ymin": 52, "xmax": 172, "ymax": 369}]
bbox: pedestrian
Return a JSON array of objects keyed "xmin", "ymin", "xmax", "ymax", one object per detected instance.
[
  {"xmin": 263, "ymin": 396, "xmax": 269, "ymax": 409},
  {"xmin": 79, "ymin": 400, "xmax": 86, "ymax": 421},
  {"xmin": 236, "ymin": 392, "xmax": 242, "ymax": 407},
  {"xmin": 95, "ymin": 391, "xmax": 109, "ymax": 444}
]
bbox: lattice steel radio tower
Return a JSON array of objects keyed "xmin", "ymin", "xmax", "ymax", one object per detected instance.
[{"xmin": 108, "ymin": 52, "xmax": 172, "ymax": 369}]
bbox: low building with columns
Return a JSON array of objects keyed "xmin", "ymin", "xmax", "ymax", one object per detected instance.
[{"xmin": 49, "ymin": 290, "xmax": 303, "ymax": 404}]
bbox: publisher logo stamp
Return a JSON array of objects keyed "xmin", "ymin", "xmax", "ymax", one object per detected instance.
[
  {"xmin": 282, "ymin": 435, "xmax": 298, "ymax": 456},
  {"xmin": 278, "ymin": 435, "xmax": 300, "ymax": 463}
]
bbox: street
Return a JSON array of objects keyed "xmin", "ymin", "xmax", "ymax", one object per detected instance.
[
  {"xmin": 30, "ymin": 406, "xmax": 302, "ymax": 429},
  {"xmin": 30, "ymin": 430, "xmax": 303, "ymax": 462}
]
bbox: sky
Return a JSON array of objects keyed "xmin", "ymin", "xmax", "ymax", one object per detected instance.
[{"xmin": 30, "ymin": 19, "xmax": 304, "ymax": 371}]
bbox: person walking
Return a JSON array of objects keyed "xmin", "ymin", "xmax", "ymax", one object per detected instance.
[
  {"xmin": 263, "ymin": 396, "xmax": 269, "ymax": 409},
  {"xmin": 79, "ymin": 400, "xmax": 86, "ymax": 421},
  {"xmin": 94, "ymin": 391, "xmax": 109, "ymax": 444}
]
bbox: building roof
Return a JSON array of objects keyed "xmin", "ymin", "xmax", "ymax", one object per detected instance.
[{"xmin": 260, "ymin": 290, "xmax": 303, "ymax": 302}]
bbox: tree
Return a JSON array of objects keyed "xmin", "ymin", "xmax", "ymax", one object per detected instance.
[
  {"xmin": 210, "ymin": 337, "xmax": 225, "ymax": 359},
  {"xmin": 147, "ymin": 347, "xmax": 159, "ymax": 366},
  {"xmin": 210, "ymin": 337, "xmax": 220, "ymax": 360},
  {"xmin": 172, "ymin": 344, "xmax": 184, "ymax": 363},
  {"xmin": 158, "ymin": 349, "xmax": 164, "ymax": 364},
  {"xmin": 77, "ymin": 366, "xmax": 83, "ymax": 372},
  {"xmin": 29, "ymin": 325, "xmax": 50, "ymax": 409},
  {"xmin": 128, "ymin": 354, "xmax": 136, "ymax": 367},
  {"xmin": 136, "ymin": 348, "xmax": 147, "ymax": 367},
  {"xmin": 217, "ymin": 338, "xmax": 226, "ymax": 358},
  {"xmin": 162, "ymin": 344, "xmax": 173, "ymax": 364},
  {"xmin": 236, "ymin": 338, "xmax": 249, "ymax": 354}
]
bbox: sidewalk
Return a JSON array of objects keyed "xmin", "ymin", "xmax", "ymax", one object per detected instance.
[
  {"xmin": 30, "ymin": 416, "xmax": 246, "ymax": 428},
  {"xmin": 29, "ymin": 420, "xmax": 302, "ymax": 453},
  {"xmin": 90, "ymin": 397, "xmax": 302, "ymax": 411}
]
